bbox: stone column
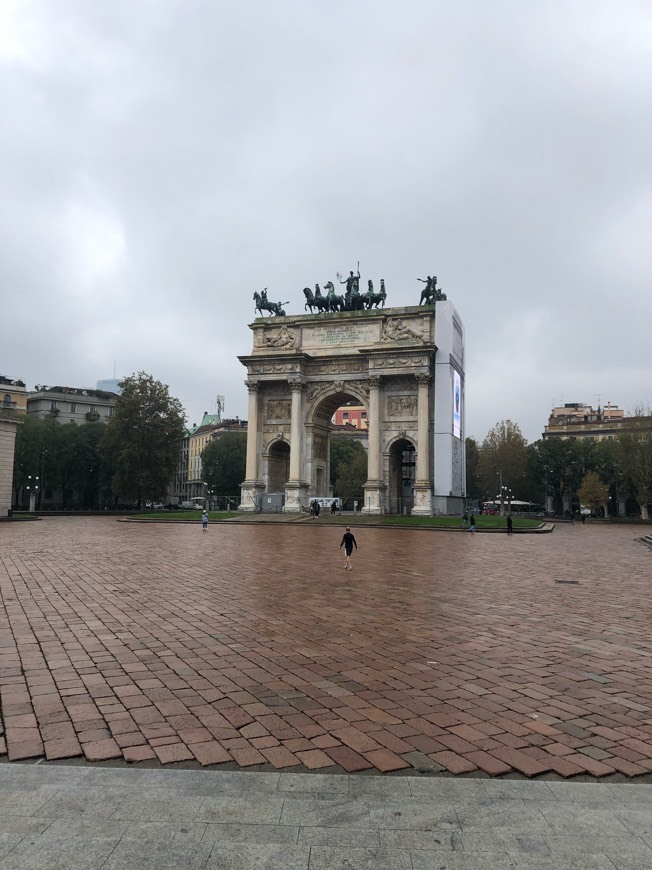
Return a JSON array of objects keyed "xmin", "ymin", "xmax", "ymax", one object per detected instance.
[
  {"xmin": 363, "ymin": 376, "xmax": 385, "ymax": 514},
  {"xmin": 284, "ymin": 379, "xmax": 309, "ymax": 512},
  {"xmin": 289, "ymin": 379, "xmax": 305, "ymax": 482},
  {"xmin": 412, "ymin": 373, "xmax": 433, "ymax": 515},
  {"xmin": 367, "ymin": 376, "xmax": 381, "ymax": 480},
  {"xmin": 239, "ymin": 380, "xmax": 264, "ymax": 511},
  {"xmin": 245, "ymin": 380, "xmax": 260, "ymax": 481},
  {"xmin": 415, "ymin": 374, "xmax": 431, "ymax": 481}
]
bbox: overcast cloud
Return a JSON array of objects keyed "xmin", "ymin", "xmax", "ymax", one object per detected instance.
[{"xmin": 2, "ymin": 0, "xmax": 650, "ymax": 442}]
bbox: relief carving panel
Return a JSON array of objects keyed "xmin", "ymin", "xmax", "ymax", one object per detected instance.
[
  {"xmin": 387, "ymin": 395, "xmax": 418, "ymax": 417},
  {"xmin": 267, "ymin": 400, "xmax": 291, "ymax": 420}
]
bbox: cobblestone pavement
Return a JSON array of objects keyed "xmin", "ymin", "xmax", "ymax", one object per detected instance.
[{"xmin": 1, "ymin": 518, "xmax": 651, "ymax": 778}]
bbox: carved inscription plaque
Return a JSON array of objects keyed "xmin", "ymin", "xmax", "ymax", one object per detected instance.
[{"xmin": 303, "ymin": 322, "xmax": 378, "ymax": 349}]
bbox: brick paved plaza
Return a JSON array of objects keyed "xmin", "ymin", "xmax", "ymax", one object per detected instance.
[{"xmin": 1, "ymin": 518, "xmax": 651, "ymax": 778}]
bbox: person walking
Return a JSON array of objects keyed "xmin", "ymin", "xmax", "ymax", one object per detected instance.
[
  {"xmin": 462, "ymin": 511, "xmax": 468, "ymax": 529},
  {"xmin": 468, "ymin": 513, "xmax": 476, "ymax": 533},
  {"xmin": 507, "ymin": 514, "xmax": 513, "ymax": 535},
  {"xmin": 340, "ymin": 527, "xmax": 358, "ymax": 570},
  {"xmin": 201, "ymin": 510, "xmax": 208, "ymax": 531}
]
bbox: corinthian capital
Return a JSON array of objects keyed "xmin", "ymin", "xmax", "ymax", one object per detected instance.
[{"xmin": 245, "ymin": 379, "xmax": 260, "ymax": 393}]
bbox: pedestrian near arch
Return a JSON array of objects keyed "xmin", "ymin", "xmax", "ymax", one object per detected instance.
[
  {"xmin": 202, "ymin": 510, "xmax": 208, "ymax": 531},
  {"xmin": 340, "ymin": 527, "xmax": 357, "ymax": 570}
]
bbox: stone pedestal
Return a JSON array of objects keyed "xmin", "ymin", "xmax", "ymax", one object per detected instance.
[
  {"xmin": 411, "ymin": 483, "xmax": 433, "ymax": 516},
  {"xmin": 284, "ymin": 481, "xmax": 310, "ymax": 513},
  {"xmin": 239, "ymin": 481, "xmax": 265, "ymax": 512},
  {"xmin": 363, "ymin": 482, "xmax": 386, "ymax": 515}
]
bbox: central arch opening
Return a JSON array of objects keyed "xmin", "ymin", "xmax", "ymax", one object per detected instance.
[{"xmin": 311, "ymin": 391, "xmax": 368, "ymax": 502}]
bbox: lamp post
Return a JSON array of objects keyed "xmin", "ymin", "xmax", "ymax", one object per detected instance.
[
  {"xmin": 202, "ymin": 481, "xmax": 211, "ymax": 511},
  {"xmin": 39, "ymin": 447, "xmax": 47, "ymax": 510},
  {"xmin": 495, "ymin": 468, "xmax": 504, "ymax": 515},
  {"xmin": 25, "ymin": 475, "xmax": 40, "ymax": 512}
]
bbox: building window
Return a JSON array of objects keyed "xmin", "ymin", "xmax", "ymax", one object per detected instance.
[
  {"xmin": 70, "ymin": 402, "xmax": 77, "ymax": 413},
  {"xmin": 361, "ymin": 412, "xmax": 367, "ymax": 419},
  {"xmin": 108, "ymin": 407, "xmax": 114, "ymax": 416},
  {"xmin": 2, "ymin": 394, "xmax": 11, "ymax": 406},
  {"xmin": 50, "ymin": 400, "xmax": 58, "ymax": 411},
  {"xmin": 342, "ymin": 412, "xmax": 349, "ymax": 419}
]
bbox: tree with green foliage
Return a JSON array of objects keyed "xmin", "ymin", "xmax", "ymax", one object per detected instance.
[
  {"xmin": 616, "ymin": 412, "xmax": 652, "ymax": 519},
  {"xmin": 12, "ymin": 416, "xmax": 49, "ymax": 506},
  {"xmin": 529, "ymin": 437, "xmax": 596, "ymax": 515},
  {"xmin": 577, "ymin": 471, "xmax": 609, "ymax": 516},
  {"xmin": 13, "ymin": 417, "xmax": 113, "ymax": 509},
  {"xmin": 593, "ymin": 437, "xmax": 623, "ymax": 516},
  {"xmin": 100, "ymin": 372, "xmax": 185, "ymax": 506},
  {"xmin": 477, "ymin": 420, "xmax": 528, "ymax": 501},
  {"xmin": 330, "ymin": 438, "xmax": 363, "ymax": 487},
  {"xmin": 65, "ymin": 423, "xmax": 112, "ymax": 508},
  {"xmin": 465, "ymin": 436, "xmax": 482, "ymax": 498},
  {"xmin": 330, "ymin": 437, "xmax": 367, "ymax": 506},
  {"xmin": 201, "ymin": 432, "xmax": 247, "ymax": 497}
]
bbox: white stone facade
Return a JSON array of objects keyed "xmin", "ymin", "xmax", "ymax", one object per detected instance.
[
  {"xmin": 0, "ymin": 417, "xmax": 22, "ymax": 517},
  {"xmin": 239, "ymin": 303, "xmax": 465, "ymax": 515}
]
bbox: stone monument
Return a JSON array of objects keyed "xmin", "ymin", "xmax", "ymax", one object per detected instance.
[{"xmin": 238, "ymin": 290, "xmax": 465, "ymax": 515}]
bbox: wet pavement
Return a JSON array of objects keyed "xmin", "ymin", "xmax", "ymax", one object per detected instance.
[{"xmin": 1, "ymin": 518, "xmax": 652, "ymax": 779}]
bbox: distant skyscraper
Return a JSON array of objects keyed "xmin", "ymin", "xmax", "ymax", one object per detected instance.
[{"xmin": 96, "ymin": 379, "xmax": 122, "ymax": 394}]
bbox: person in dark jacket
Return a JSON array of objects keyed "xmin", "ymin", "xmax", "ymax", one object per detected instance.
[{"xmin": 340, "ymin": 527, "xmax": 358, "ymax": 570}]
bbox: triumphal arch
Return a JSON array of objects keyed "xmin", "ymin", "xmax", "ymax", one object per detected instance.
[{"xmin": 238, "ymin": 294, "xmax": 465, "ymax": 515}]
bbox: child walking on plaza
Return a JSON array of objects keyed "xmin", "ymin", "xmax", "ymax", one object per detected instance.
[
  {"xmin": 340, "ymin": 527, "xmax": 358, "ymax": 570},
  {"xmin": 201, "ymin": 510, "xmax": 208, "ymax": 531}
]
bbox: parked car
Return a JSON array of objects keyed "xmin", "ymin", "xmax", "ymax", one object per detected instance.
[{"xmin": 180, "ymin": 501, "xmax": 203, "ymax": 510}]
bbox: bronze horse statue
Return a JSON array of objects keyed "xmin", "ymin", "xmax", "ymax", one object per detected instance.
[
  {"xmin": 253, "ymin": 290, "xmax": 287, "ymax": 317},
  {"xmin": 362, "ymin": 279, "xmax": 387, "ymax": 309},
  {"xmin": 303, "ymin": 285, "xmax": 331, "ymax": 313},
  {"xmin": 322, "ymin": 281, "xmax": 345, "ymax": 312}
]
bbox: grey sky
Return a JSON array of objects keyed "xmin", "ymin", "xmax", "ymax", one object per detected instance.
[{"xmin": 2, "ymin": 0, "xmax": 650, "ymax": 442}]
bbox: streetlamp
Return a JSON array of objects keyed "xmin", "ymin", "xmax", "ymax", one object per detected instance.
[
  {"xmin": 502, "ymin": 486, "xmax": 513, "ymax": 514},
  {"xmin": 25, "ymin": 475, "xmax": 40, "ymax": 512},
  {"xmin": 494, "ymin": 467, "xmax": 504, "ymax": 515},
  {"xmin": 39, "ymin": 447, "xmax": 47, "ymax": 510}
]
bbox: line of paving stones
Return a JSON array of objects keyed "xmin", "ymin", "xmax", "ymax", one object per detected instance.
[
  {"xmin": 2, "ymin": 765, "xmax": 652, "ymax": 869},
  {"xmin": 1, "ymin": 519, "xmax": 652, "ymax": 780}
]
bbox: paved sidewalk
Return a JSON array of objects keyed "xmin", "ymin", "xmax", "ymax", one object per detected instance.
[
  {"xmin": 1, "ymin": 519, "xmax": 652, "ymax": 777},
  {"xmin": 1, "ymin": 763, "xmax": 652, "ymax": 869}
]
